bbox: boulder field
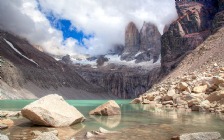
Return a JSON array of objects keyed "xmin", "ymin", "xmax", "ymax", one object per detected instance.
[{"xmin": 132, "ymin": 64, "xmax": 224, "ymax": 114}]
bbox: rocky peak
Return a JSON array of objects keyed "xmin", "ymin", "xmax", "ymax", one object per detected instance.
[
  {"xmin": 140, "ymin": 22, "xmax": 161, "ymax": 51},
  {"xmin": 96, "ymin": 55, "xmax": 109, "ymax": 67},
  {"xmin": 121, "ymin": 21, "xmax": 161, "ymax": 63},
  {"xmin": 61, "ymin": 54, "xmax": 73, "ymax": 65},
  {"xmin": 121, "ymin": 22, "xmax": 140, "ymax": 61},
  {"xmin": 161, "ymin": 0, "xmax": 220, "ymax": 75}
]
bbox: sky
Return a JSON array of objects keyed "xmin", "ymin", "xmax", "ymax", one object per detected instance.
[{"xmin": 0, "ymin": 0, "xmax": 177, "ymax": 57}]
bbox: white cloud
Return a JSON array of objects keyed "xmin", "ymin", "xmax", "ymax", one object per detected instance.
[{"xmin": 0, "ymin": 0, "xmax": 177, "ymax": 56}]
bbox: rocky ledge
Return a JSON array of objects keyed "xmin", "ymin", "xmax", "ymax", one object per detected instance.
[{"xmin": 132, "ymin": 63, "xmax": 224, "ymax": 114}]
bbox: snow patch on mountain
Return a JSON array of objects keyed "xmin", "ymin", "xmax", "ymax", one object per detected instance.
[{"xmin": 4, "ymin": 38, "xmax": 39, "ymax": 66}]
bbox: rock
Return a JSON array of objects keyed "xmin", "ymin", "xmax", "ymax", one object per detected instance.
[
  {"xmin": 31, "ymin": 131, "xmax": 42, "ymax": 136},
  {"xmin": 162, "ymin": 101, "xmax": 174, "ymax": 105},
  {"xmin": 206, "ymin": 90, "xmax": 224, "ymax": 102},
  {"xmin": 33, "ymin": 132, "xmax": 59, "ymax": 140},
  {"xmin": 121, "ymin": 22, "xmax": 140, "ymax": 61},
  {"xmin": 130, "ymin": 98, "xmax": 141, "ymax": 104},
  {"xmin": 167, "ymin": 88, "xmax": 176, "ymax": 97},
  {"xmin": 142, "ymin": 99, "xmax": 151, "ymax": 104},
  {"xmin": 89, "ymin": 100, "xmax": 121, "ymax": 116},
  {"xmin": 0, "ymin": 124, "xmax": 8, "ymax": 129},
  {"xmin": 199, "ymin": 100, "xmax": 211, "ymax": 109},
  {"xmin": 47, "ymin": 128, "xmax": 59, "ymax": 136},
  {"xmin": 0, "ymin": 119, "xmax": 14, "ymax": 127},
  {"xmin": 86, "ymin": 132, "xmax": 94, "ymax": 138},
  {"xmin": 96, "ymin": 55, "xmax": 109, "ymax": 66},
  {"xmin": 161, "ymin": 1, "xmax": 218, "ymax": 74},
  {"xmin": 146, "ymin": 94, "xmax": 155, "ymax": 101},
  {"xmin": 0, "ymin": 111, "xmax": 21, "ymax": 118},
  {"xmin": 0, "ymin": 134, "xmax": 9, "ymax": 140},
  {"xmin": 154, "ymin": 96, "xmax": 162, "ymax": 103},
  {"xmin": 178, "ymin": 82, "xmax": 188, "ymax": 91},
  {"xmin": 162, "ymin": 95, "xmax": 173, "ymax": 101},
  {"xmin": 221, "ymin": 67, "xmax": 224, "ymax": 71},
  {"xmin": 211, "ymin": 77, "xmax": 224, "ymax": 85},
  {"xmin": 178, "ymin": 132, "xmax": 223, "ymax": 140},
  {"xmin": 188, "ymin": 99, "xmax": 200, "ymax": 108},
  {"xmin": 191, "ymin": 105, "xmax": 200, "ymax": 111},
  {"xmin": 98, "ymin": 127, "xmax": 110, "ymax": 133},
  {"xmin": 139, "ymin": 22, "xmax": 161, "ymax": 62},
  {"xmin": 61, "ymin": 54, "xmax": 72, "ymax": 64},
  {"xmin": 176, "ymin": 98, "xmax": 188, "ymax": 106},
  {"xmin": 193, "ymin": 85, "xmax": 208, "ymax": 93},
  {"xmin": 21, "ymin": 94, "xmax": 85, "ymax": 127}
]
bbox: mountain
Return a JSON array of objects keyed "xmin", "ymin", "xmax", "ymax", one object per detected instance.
[
  {"xmin": 69, "ymin": 21, "xmax": 162, "ymax": 99},
  {"xmin": 161, "ymin": 0, "xmax": 220, "ymax": 75},
  {"xmin": 1, "ymin": 0, "xmax": 223, "ymax": 100},
  {"xmin": 121, "ymin": 21, "xmax": 161, "ymax": 63},
  {"xmin": 0, "ymin": 30, "xmax": 116, "ymax": 99}
]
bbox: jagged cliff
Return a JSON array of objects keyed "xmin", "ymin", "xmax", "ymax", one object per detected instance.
[
  {"xmin": 75, "ymin": 65, "xmax": 160, "ymax": 99},
  {"xmin": 121, "ymin": 21, "xmax": 161, "ymax": 63},
  {"xmin": 121, "ymin": 22, "xmax": 140, "ymax": 61},
  {"xmin": 161, "ymin": 0, "xmax": 220, "ymax": 75}
]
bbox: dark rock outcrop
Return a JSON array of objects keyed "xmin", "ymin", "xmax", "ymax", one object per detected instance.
[
  {"xmin": 161, "ymin": 1, "xmax": 219, "ymax": 74},
  {"xmin": 96, "ymin": 55, "xmax": 109, "ymax": 66},
  {"xmin": 76, "ymin": 66, "xmax": 160, "ymax": 99},
  {"xmin": 121, "ymin": 22, "xmax": 140, "ymax": 61},
  {"xmin": 61, "ymin": 54, "xmax": 72, "ymax": 65},
  {"xmin": 140, "ymin": 22, "xmax": 161, "ymax": 52}
]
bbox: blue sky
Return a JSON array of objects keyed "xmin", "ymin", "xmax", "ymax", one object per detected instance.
[
  {"xmin": 37, "ymin": 1, "xmax": 92, "ymax": 47},
  {"xmin": 46, "ymin": 15, "xmax": 93, "ymax": 46},
  {"xmin": 0, "ymin": 0, "xmax": 177, "ymax": 56}
]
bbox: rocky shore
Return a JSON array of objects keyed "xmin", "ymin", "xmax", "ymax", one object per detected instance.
[{"xmin": 131, "ymin": 63, "xmax": 224, "ymax": 114}]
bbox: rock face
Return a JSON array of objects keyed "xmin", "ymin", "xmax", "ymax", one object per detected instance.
[
  {"xmin": 21, "ymin": 94, "xmax": 85, "ymax": 127},
  {"xmin": 60, "ymin": 54, "xmax": 72, "ymax": 65},
  {"xmin": 96, "ymin": 55, "xmax": 109, "ymax": 66},
  {"xmin": 76, "ymin": 66, "xmax": 160, "ymax": 99},
  {"xmin": 89, "ymin": 100, "xmax": 121, "ymax": 116},
  {"xmin": 121, "ymin": 22, "xmax": 140, "ymax": 61},
  {"xmin": 139, "ymin": 22, "xmax": 161, "ymax": 62},
  {"xmin": 161, "ymin": 1, "xmax": 219, "ymax": 74},
  {"xmin": 121, "ymin": 21, "xmax": 161, "ymax": 63}
]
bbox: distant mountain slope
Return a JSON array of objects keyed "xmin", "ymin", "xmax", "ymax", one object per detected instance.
[{"xmin": 0, "ymin": 30, "xmax": 116, "ymax": 99}]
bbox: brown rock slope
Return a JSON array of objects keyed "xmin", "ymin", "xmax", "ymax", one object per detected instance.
[
  {"xmin": 133, "ymin": 27, "xmax": 224, "ymax": 114},
  {"xmin": 0, "ymin": 30, "xmax": 116, "ymax": 99},
  {"xmin": 161, "ymin": 1, "xmax": 219, "ymax": 74}
]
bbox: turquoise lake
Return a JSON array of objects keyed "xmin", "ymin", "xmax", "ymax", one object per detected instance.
[{"xmin": 0, "ymin": 100, "xmax": 224, "ymax": 140}]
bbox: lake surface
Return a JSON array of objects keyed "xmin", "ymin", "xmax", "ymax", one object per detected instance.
[{"xmin": 0, "ymin": 100, "xmax": 224, "ymax": 140}]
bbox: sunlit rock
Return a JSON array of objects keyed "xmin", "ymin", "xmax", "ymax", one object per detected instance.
[
  {"xmin": 89, "ymin": 100, "xmax": 121, "ymax": 116},
  {"xmin": 21, "ymin": 94, "xmax": 85, "ymax": 127}
]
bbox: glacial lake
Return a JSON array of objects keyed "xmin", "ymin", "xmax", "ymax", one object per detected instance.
[{"xmin": 0, "ymin": 100, "xmax": 224, "ymax": 140}]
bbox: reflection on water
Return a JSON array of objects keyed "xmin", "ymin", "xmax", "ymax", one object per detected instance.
[
  {"xmin": 0, "ymin": 100, "xmax": 224, "ymax": 140},
  {"xmin": 89, "ymin": 115, "xmax": 121, "ymax": 128}
]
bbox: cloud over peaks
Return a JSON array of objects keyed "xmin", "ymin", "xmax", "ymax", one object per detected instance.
[{"xmin": 0, "ymin": 0, "xmax": 177, "ymax": 56}]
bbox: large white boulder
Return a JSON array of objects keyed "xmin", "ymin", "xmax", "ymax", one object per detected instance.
[
  {"xmin": 21, "ymin": 94, "xmax": 85, "ymax": 127},
  {"xmin": 89, "ymin": 100, "xmax": 121, "ymax": 116}
]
